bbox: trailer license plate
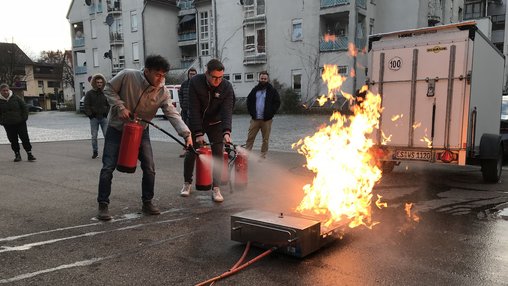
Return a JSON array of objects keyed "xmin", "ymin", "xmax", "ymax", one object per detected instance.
[{"xmin": 394, "ymin": 150, "xmax": 432, "ymax": 161}]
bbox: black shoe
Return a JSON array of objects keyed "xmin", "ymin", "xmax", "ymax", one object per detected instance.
[
  {"xmin": 27, "ymin": 153, "xmax": 36, "ymax": 161},
  {"xmin": 142, "ymin": 201, "xmax": 160, "ymax": 215},
  {"xmin": 97, "ymin": 203, "xmax": 112, "ymax": 221},
  {"xmin": 92, "ymin": 151, "xmax": 98, "ymax": 159},
  {"xmin": 14, "ymin": 152, "xmax": 21, "ymax": 162}
]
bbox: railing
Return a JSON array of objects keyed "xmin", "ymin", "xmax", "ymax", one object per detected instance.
[
  {"xmin": 356, "ymin": 0, "xmax": 366, "ymax": 9},
  {"xmin": 320, "ymin": 0, "xmax": 350, "ymax": 9},
  {"xmin": 110, "ymin": 32, "xmax": 123, "ymax": 42},
  {"xmin": 319, "ymin": 36, "xmax": 348, "ymax": 52},
  {"xmin": 177, "ymin": 0, "xmax": 194, "ymax": 10},
  {"xmin": 73, "ymin": 37, "xmax": 85, "ymax": 48},
  {"xmin": 180, "ymin": 57, "xmax": 195, "ymax": 69},
  {"xmin": 75, "ymin": 66, "xmax": 87, "ymax": 75},
  {"xmin": 243, "ymin": 53, "xmax": 267, "ymax": 65},
  {"xmin": 178, "ymin": 32, "xmax": 197, "ymax": 41}
]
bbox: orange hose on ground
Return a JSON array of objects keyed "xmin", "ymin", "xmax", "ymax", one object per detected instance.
[
  {"xmin": 195, "ymin": 245, "xmax": 276, "ymax": 286},
  {"xmin": 210, "ymin": 242, "xmax": 251, "ymax": 286}
]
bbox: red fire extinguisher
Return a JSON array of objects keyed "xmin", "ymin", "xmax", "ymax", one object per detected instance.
[
  {"xmin": 221, "ymin": 151, "xmax": 230, "ymax": 185},
  {"xmin": 234, "ymin": 147, "xmax": 248, "ymax": 189},
  {"xmin": 195, "ymin": 146, "xmax": 212, "ymax": 190},
  {"xmin": 116, "ymin": 120, "xmax": 144, "ymax": 173}
]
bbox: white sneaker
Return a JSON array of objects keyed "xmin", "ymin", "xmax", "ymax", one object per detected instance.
[
  {"xmin": 180, "ymin": 182, "xmax": 191, "ymax": 197},
  {"xmin": 212, "ymin": 187, "xmax": 224, "ymax": 202}
]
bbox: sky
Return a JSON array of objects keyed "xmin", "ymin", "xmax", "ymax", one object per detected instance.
[{"xmin": 1, "ymin": 0, "xmax": 73, "ymax": 60}]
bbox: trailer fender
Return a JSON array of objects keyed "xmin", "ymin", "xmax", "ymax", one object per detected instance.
[{"xmin": 479, "ymin": 133, "xmax": 501, "ymax": 159}]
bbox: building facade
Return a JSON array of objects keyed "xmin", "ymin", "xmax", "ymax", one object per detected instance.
[{"xmin": 68, "ymin": 0, "xmax": 508, "ymax": 111}]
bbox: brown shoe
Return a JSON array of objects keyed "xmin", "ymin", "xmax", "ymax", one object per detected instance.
[
  {"xmin": 97, "ymin": 203, "xmax": 112, "ymax": 221},
  {"xmin": 142, "ymin": 201, "xmax": 160, "ymax": 215}
]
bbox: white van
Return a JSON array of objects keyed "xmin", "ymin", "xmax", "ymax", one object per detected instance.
[{"xmin": 156, "ymin": 84, "xmax": 181, "ymax": 118}]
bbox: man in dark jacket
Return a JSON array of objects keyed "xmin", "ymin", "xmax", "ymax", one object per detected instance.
[
  {"xmin": 177, "ymin": 67, "xmax": 197, "ymax": 157},
  {"xmin": 245, "ymin": 71, "xmax": 281, "ymax": 159},
  {"xmin": 84, "ymin": 73, "xmax": 109, "ymax": 159},
  {"xmin": 0, "ymin": 83, "xmax": 36, "ymax": 162},
  {"xmin": 180, "ymin": 59, "xmax": 235, "ymax": 202}
]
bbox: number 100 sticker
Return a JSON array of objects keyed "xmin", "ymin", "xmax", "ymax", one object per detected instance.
[{"xmin": 388, "ymin": 56, "xmax": 402, "ymax": 71}]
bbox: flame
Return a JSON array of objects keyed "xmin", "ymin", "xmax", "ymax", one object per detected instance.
[
  {"xmin": 420, "ymin": 128, "xmax": 433, "ymax": 148},
  {"xmin": 412, "ymin": 122, "xmax": 421, "ymax": 129},
  {"xmin": 391, "ymin": 114, "xmax": 403, "ymax": 121},
  {"xmin": 316, "ymin": 64, "xmax": 347, "ymax": 106},
  {"xmin": 404, "ymin": 203, "xmax": 420, "ymax": 222},
  {"xmin": 323, "ymin": 33, "xmax": 336, "ymax": 42},
  {"xmin": 294, "ymin": 66, "xmax": 384, "ymax": 229},
  {"xmin": 381, "ymin": 131, "xmax": 392, "ymax": 145},
  {"xmin": 348, "ymin": 42, "xmax": 358, "ymax": 57}
]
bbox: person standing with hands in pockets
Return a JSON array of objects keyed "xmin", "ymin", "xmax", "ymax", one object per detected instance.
[
  {"xmin": 84, "ymin": 73, "xmax": 109, "ymax": 159},
  {"xmin": 177, "ymin": 67, "xmax": 197, "ymax": 157},
  {"xmin": 96, "ymin": 55, "xmax": 192, "ymax": 221},
  {"xmin": 245, "ymin": 71, "xmax": 280, "ymax": 160},
  {"xmin": 180, "ymin": 59, "xmax": 235, "ymax": 202}
]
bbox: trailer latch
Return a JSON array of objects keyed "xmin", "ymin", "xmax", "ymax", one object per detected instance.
[{"xmin": 425, "ymin": 77, "xmax": 438, "ymax": 97}]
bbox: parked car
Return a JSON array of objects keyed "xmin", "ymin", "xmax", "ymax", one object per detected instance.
[
  {"xmin": 500, "ymin": 95, "xmax": 508, "ymax": 157},
  {"xmin": 26, "ymin": 104, "xmax": 43, "ymax": 112},
  {"xmin": 156, "ymin": 84, "xmax": 181, "ymax": 118}
]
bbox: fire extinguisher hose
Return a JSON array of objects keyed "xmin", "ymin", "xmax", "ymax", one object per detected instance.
[
  {"xmin": 195, "ymin": 242, "xmax": 276, "ymax": 286},
  {"xmin": 136, "ymin": 117, "xmax": 198, "ymax": 155}
]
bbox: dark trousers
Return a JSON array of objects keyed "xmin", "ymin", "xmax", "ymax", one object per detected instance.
[
  {"xmin": 184, "ymin": 123, "xmax": 223, "ymax": 187},
  {"xmin": 3, "ymin": 121, "xmax": 32, "ymax": 153},
  {"xmin": 97, "ymin": 127, "xmax": 155, "ymax": 204}
]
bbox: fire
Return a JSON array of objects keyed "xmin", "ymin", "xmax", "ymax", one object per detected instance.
[
  {"xmin": 316, "ymin": 64, "xmax": 347, "ymax": 106},
  {"xmin": 404, "ymin": 203, "xmax": 420, "ymax": 222},
  {"xmin": 293, "ymin": 65, "xmax": 384, "ymax": 229},
  {"xmin": 323, "ymin": 33, "xmax": 336, "ymax": 42}
]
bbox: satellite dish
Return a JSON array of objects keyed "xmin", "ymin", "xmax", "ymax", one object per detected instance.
[
  {"xmin": 85, "ymin": 0, "xmax": 92, "ymax": 6},
  {"xmin": 106, "ymin": 14, "xmax": 114, "ymax": 26}
]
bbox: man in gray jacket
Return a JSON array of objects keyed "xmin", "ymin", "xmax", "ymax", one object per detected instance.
[
  {"xmin": 97, "ymin": 55, "xmax": 192, "ymax": 221},
  {"xmin": 84, "ymin": 73, "xmax": 109, "ymax": 159}
]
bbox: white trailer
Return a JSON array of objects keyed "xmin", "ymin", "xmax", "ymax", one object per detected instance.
[{"xmin": 367, "ymin": 21, "xmax": 505, "ymax": 183}]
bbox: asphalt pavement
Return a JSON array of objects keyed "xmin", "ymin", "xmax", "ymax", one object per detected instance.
[{"xmin": 0, "ymin": 111, "xmax": 507, "ymax": 285}]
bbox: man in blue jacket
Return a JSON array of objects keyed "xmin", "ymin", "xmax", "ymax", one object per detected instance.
[
  {"xmin": 245, "ymin": 71, "xmax": 281, "ymax": 159},
  {"xmin": 180, "ymin": 59, "xmax": 235, "ymax": 202}
]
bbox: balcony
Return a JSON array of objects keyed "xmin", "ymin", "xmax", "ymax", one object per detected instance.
[
  {"xmin": 107, "ymin": 0, "xmax": 121, "ymax": 13},
  {"xmin": 243, "ymin": 52, "xmax": 267, "ymax": 65},
  {"xmin": 180, "ymin": 57, "xmax": 196, "ymax": 69},
  {"xmin": 73, "ymin": 37, "xmax": 85, "ymax": 48},
  {"xmin": 177, "ymin": 0, "xmax": 194, "ymax": 10},
  {"xmin": 356, "ymin": 0, "xmax": 366, "ymax": 9},
  {"xmin": 110, "ymin": 32, "xmax": 124, "ymax": 45},
  {"xmin": 320, "ymin": 0, "xmax": 349, "ymax": 9},
  {"xmin": 178, "ymin": 32, "xmax": 197, "ymax": 42},
  {"xmin": 319, "ymin": 36, "xmax": 348, "ymax": 52},
  {"xmin": 75, "ymin": 66, "xmax": 87, "ymax": 75}
]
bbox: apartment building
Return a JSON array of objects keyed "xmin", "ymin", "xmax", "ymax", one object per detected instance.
[{"xmin": 72, "ymin": 0, "xmax": 505, "ymax": 111}]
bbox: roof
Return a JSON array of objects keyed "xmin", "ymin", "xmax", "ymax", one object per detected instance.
[{"xmin": 0, "ymin": 43, "xmax": 33, "ymax": 66}]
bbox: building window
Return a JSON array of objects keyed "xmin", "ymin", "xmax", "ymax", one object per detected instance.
[
  {"xmin": 91, "ymin": 19, "xmax": 97, "ymax": 38},
  {"xmin": 93, "ymin": 48, "xmax": 99, "ymax": 67},
  {"xmin": 130, "ymin": 10, "xmax": 138, "ymax": 32},
  {"xmin": 223, "ymin": 74, "xmax": 230, "ymax": 81},
  {"xmin": 292, "ymin": 19, "xmax": 303, "ymax": 41},
  {"xmin": 245, "ymin": 73, "xmax": 254, "ymax": 82},
  {"xmin": 338, "ymin": 65, "xmax": 348, "ymax": 75},
  {"xmin": 132, "ymin": 42, "xmax": 139, "ymax": 61},
  {"xmin": 233, "ymin": 73, "xmax": 242, "ymax": 83},
  {"xmin": 47, "ymin": 81, "xmax": 61, "ymax": 88},
  {"xmin": 464, "ymin": 1, "xmax": 484, "ymax": 20},
  {"xmin": 257, "ymin": 0, "xmax": 265, "ymax": 15},
  {"xmin": 257, "ymin": 29, "xmax": 265, "ymax": 53},
  {"xmin": 200, "ymin": 11, "xmax": 209, "ymax": 40},
  {"xmin": 97, "ymin": 0, "xmax": 103, "ymax": 13},
  {"xmin": 38, "ymin": 81, "xmax": 43, "ymax": 88},
  {"xmin": 292, "ymin": 70, "xmax": 302, "ymax": 93},
  {"xmin": 200, "ymin": 42, "xmax": 209, "ymax": 56}
]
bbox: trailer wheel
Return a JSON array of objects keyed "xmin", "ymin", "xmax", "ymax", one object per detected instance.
[
  {"xmin": 481, "ymin": 147, "xmax": 503, "ymax": 183},
  {"xmin": 380, "ymin": 161, "xmax": 396, "ymax": 174}
]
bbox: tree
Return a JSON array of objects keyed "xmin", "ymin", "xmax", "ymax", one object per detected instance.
[
  {"xmin": 38, "ymin": 50, "xmax": 75, "ymax": 94},
  {"xmin": 0, "ymin": 43, "xmax": 33, "ymax": 87}
]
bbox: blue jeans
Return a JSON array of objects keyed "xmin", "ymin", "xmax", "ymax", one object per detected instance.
[
  {"xmin": 90, "ymin": 117, "xmax": 108, "ymax": 153},
  {"xmin": 97, "ymin": 126, "xmax": 155, "ymax": 204}
]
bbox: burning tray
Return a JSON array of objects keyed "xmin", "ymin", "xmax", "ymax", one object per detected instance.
[{"xmin": 231, "ymin": 210, "xmax": 347, "ymax": 258}]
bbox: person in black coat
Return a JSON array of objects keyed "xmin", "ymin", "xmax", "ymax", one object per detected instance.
[
  {"xmin": 84, "ymin": 73, "xmax": 109, "ymax": 159},
  {"xmin": 0, "ymin": 83, "xmax": 36, "ymax": 162},
  {"xmin": 180, "ymin": 59, "xmax": 235, "ymax": 202},
  {"xmin": 245, "ymin": 71, "xmax": 281, "ymax": 159}
]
